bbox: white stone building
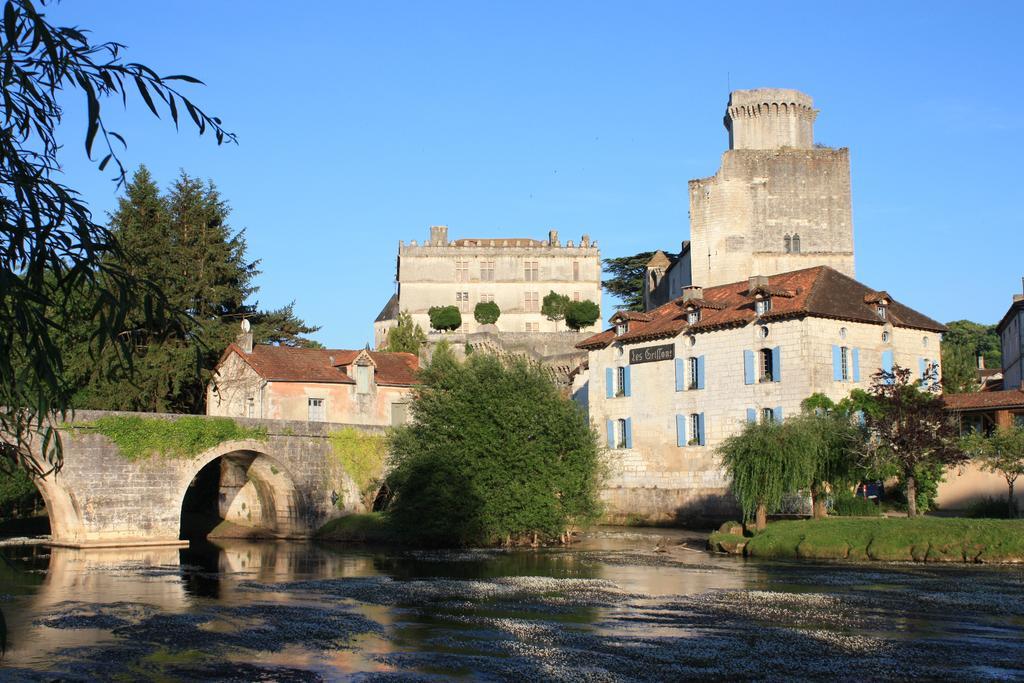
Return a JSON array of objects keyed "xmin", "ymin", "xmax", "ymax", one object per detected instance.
[
  {"xmin": 998, "ymin": 288, "xmax": 1024, "ymax": 391},
  {"xmin": 374, "ymin": 225, "xmax": 602, "ymax": 348},
  {"xmin": 578, "ymin": 266, "xmax": 946, "ymax": 523}
]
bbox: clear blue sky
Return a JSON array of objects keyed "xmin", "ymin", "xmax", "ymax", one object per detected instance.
[{"xmin": 51, "ymin": 1, "xmax": 1023, "ymax": 348}]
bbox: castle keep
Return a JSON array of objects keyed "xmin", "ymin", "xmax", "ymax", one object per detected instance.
[{"xmin": 645, "ymin": 89, "xmax": 855, "ymax": 309}]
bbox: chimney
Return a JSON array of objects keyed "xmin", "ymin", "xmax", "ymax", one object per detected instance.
[
  {"xmin": 748, "ymin": 275, "xmax": 769, "ymax": 291},
  {"xmin": 548, "ymin": 229, "xmax": 559, "ymax": 246},
  {"xmin": 681, "ymin": 285, "xmax": 703, "ymax": 302},
  {"xmin": 429, "ymin": 225, "xmax": 448, "ymax": 245},
  {"xmin": 237, "ymin": 319, "xmax": 253, "ymax": 354}
]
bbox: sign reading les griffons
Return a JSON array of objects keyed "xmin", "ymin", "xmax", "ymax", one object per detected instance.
[{"xmin": 629, "ymin": 344, "xmax": 675, "ymax": 364}]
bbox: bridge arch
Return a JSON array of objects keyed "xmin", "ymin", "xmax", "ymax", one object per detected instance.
[
  {"xmin": 32, "ymin": 470, "xmax": 86, "ymax": 542},
  {"xmin": 177, "ymin": 440, "xmax": 304, "ymax": 540}
]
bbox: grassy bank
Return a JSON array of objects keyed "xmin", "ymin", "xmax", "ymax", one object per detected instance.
[
  {"xmin": 710, "ymin": 517, "xmax": 1024, "ymax": 563},
  {"xmin": 315, "ymin": 513, "xmax": 398, "ymax": 543}
]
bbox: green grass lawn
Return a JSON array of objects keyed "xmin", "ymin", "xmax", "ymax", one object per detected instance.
[
  {"xmin": 713, "ymin": 517, "xmax": 1024, "ymax": 563},
  {"xmin": 315, "ymin": 512, "xmax": 398, "ymax": 543}
]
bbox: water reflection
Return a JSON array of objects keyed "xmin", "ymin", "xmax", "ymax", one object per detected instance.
[{"xmin": 0, "ymin": 529, "xmax": 1021, "ymax": 680}]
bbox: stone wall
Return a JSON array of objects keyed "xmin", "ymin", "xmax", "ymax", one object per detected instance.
[{"xmin": 30, "ymin": 411, "xmax": 385, "ymax": 547}]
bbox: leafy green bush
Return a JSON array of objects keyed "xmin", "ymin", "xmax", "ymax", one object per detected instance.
[
  {"xmin": 83, "ymin": 415, "xmax": 267, "ymax": 460},
  {"xmin": 831, "ymin": 490, "xmax": 883, "ymax": 517},
  {"xmin": 0, "ymin": 468, "xmax": 41, "ymax": 519},
  {"xmin": 329, "ymin": 428, "xmax": 388, "ymax": 508},
  {"xmin": 385, "ymin": 349, "xmax": 603, "ymax": 546},
  {"xmin": 386, "ymin": 311, "xmax": 427, "ymax": 354},
  {"xmin": 473, "ymin": 301, "xmax": 500, "ymax": 325},
  {"xmin": 316, "ymin": 512, "xmax": 396, "ymax": 543},
  {"xmin": 428, "ymin": 305, "xmax": 461, "ymax": 332},
  {"xmin": 541, "ymin": 291, "xmax": 570, "ymax": 321},
  {"xmin": 565, "ymin": 300, "xmax": 600, "ymax": 331}
]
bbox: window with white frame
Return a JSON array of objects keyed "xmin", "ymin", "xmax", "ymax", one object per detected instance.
[
  {"xmin": 616, "ymin": 366, "xmax": 627, "ymax": 397},
  {"xmin": 246, "ymin": 397, "xmax": 255, "ymax": 418},
  {"xmin": 615, "ymin": 322, "xmax": 628, "ymax": 336},
  {"xmin": 688, "ymin": 357, "xmax": 699, "ymax": 390},
  {"xmin": 456, "ymin": 291, "xmax": 471, "ymax": 312},
  {"xmin": 616, "ymin": 418, "xmax": 628, "ymax": 449},
  {"xmin": 479, "ymin": 293, "xmax": 494, "ymax": 303},
  {"xmin": 573, "ymin": 291, "xmax": 581, "ymax": 302},
  {"xmin": 759, "ymin": 348, "xmax": 774, "ymax": 382},
  {"xmin": 308, "ymin": 397, "xmax": 325, "ymax": 422},
  {"xmin": 480, "ymin": 260, "xmax": 495, "ymax": 281},
  {"xmin": 689, "ymin": 413, "xmax": 700, "ymax": 445},
  {"xmin": 687, "ymin": 309, "xmax": 700, "ymax": 324},
  {"xmin": 877, "ymin": 305, "xmax": 887, "ymax": 321},
  {"xmin": 755, "ymin": 297, "xmax": 772, "ymax": 316},
  {"xmin": 840, "ymin": 346, "xmax": 850, "ymax": 381},
  {"xmin": 524, "ymin": 291, "xmax": 539, "ymax": 312},
  {"xmin": 455, "ymin": 260, "xmax": 469, "ymax": 282},
  {"xmin": 524, "ymin": 261, "xmax": 539, "ymax": 281},
  {"xmin": 761, "ymin": 407, "xmax": 775, "ymax": 424}
]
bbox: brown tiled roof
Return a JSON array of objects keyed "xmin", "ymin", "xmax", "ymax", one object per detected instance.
[
  {"xmin": 943, "ymin": 389, "xmax": 1024, "ymax": 412},
  {"xmin": 226, "ymin": 345, "xmax": 419, "ymax": 386},
  {"xmin": 577, "ymin": 266, "xmax": 946, "ymax": 350},
  {"xmin": 610, "ymin": 310, "xmax": 654, "ymax": 323},
  {"xmin": 450, "ymin": 238, "xmax": 544, "ymax": 247}
]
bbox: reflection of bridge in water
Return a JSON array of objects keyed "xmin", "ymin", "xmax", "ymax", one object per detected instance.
[{"xmin": 26, "ymin": 410, "xmax": 381, "ymax": 547}]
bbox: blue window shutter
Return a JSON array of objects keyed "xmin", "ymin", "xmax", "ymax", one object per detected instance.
[
  {"xmin": 772, "ymin": 346, "xmax": 781, "ymax": 382},
  {"xmin": 605, "ymin": 368, "xmax": 614, "ymax": 398},
  {"xmin": 919, "ymin": 357, "xmax": 926, "ymax": 381},
  {"xmin": 606, "ymin": 419, "xmax": 614, "ymax": 447},
  {"xmin": 676, "ymin": 414, "xmax": 686, "ymax": 447},
  {"xmin": 624, "ymin": 418, "xmax": 633, "ymax": 449},
  {"xmin": 623, "ymin": 366, "xmax": 632, "ymax": 397},
  {"xmin": 746, "ymin": 408, "xmax": 757, "ymax": 423},
  {"xmin": 882, "ymin": 350, "xmax": 894, "ymax": 374},
  {"xmin": 774, "ymin": 406, "xmax": 783, "ymax": 423},
  {"xmin": 852, "ymin": 348, "xmax": 861, "ymax": 382},
  {"xmin": 675, "ymin": 358, "xmax": 685, "ymax": 392},
  {"xmin": 697, "ymin": 355, "xmax": 706, "ymax": 389},
  {"xmin": 832, "ymin": 345, "xmax": 842, "ymax": 381},
  {"xmin": 743, "ymin": 350, "xmax": 755, "ymax": 385},
  {"xmin": 698, "ymin": 413, "xmax": 706, "ymax": 446}
]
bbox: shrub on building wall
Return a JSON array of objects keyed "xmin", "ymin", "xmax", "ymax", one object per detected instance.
[
  {"xmin": 565, "ymin": 300, "xmax": 600, "ymax": 331},
  {"xmin": 82, "ymin": 415, "xmax": 267, "ymax": 460},
  {"xmin": 385, "ymin": 347, "xmax": 603, "ymax": 546},
  {"xmin": 473, "ymin": 301, "xmax": 501, "ymax": 326},
  {"xmin": 541, "ymin": 291, "xmax": 570, "ymax": 322},
  {"xmin": 329, "ymin": 428, "xmax": 388, "ymax": 509},
  {"xmin": 428, "ymin": 305, "xmax": 462, "ymax": 332},
  {"xmin": 386, "ymin": 311, "xmax": 427, "ymax": 354}
]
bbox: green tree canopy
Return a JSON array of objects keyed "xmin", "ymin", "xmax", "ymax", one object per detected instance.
[
  {"xmin": 54, "ymin": 167, "xmax": 318, "ymax": 414},
  {"xmin": 961, "ymin": 426, "xmax": 1024, "ymax": 518},
  {"xmin": 473, "ymin": 301, "xmax": 500, "ymax": 326},
  {"xmin": 941, "ymin": 320, "xmax": 1002, "ymax": 394},
  {"xmin": 385, "ymin": 350, "xmax": 603, "ymax": 546},
  {"xmin": 1, "ymin": 0, "xmax": 232, "ymax": 474},
  {"xmin": 386, "ymin": 311, "xmax": 427, "ymax": 354},
  {"xmin": 428, "ymin": 305, "xmax": 461, "ymax": 332},
  {"xmin": 602, "ymin": 251, "xmax": 655, "ymax": 311},
  {"xmin": 565, "ymin": 300, "xmax": 601, "ymax": 331},
  {"xmin": 541, "ymin": 291, "xmax": 570, "ymax": 322}
]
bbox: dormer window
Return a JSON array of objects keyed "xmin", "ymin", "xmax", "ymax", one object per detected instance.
[
  {"xmin": 616, "ymin": 322, "xmax": 628, "ymax": 336},
  {"xmin": 687, "ymin": 309, "xmax": 700, "ymax": 324},
  {"xmin": 755, "ymin": 297, "xmax": 772, "ymax": 316},
  {"xmin": 877, "ymin": 305, "xmax": 887, "ymax": 321}
]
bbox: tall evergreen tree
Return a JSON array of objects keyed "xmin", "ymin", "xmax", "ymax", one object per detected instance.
[{"xmin": 60, "ymin": 167, "xmax": 319, "ymax": 414}]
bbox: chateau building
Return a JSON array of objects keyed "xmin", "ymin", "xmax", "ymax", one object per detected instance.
[
  {"xmin": 374, "ymin": 225, "xmax": 602, "ymax": 348},
  {"xmin": 997, "ymin": 286, "xmax": 1024, "ymax": 391},
  {"xmin": 578, "ymin": 266, "xmax": 945, "ymax": 522},
  {"xmin": 644, "ymin": 88, "xmax": 855, "ymax": 310},
  {"xmin": 208, "ymin": 323, "xmax": 418, "ymax": 427}
]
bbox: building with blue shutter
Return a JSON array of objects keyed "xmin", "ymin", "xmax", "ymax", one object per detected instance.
[{"xmin": 577, "ymin": 266, "xmax": 946, "ymax": 524}]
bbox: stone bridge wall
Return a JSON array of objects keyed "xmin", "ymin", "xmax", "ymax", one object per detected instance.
[{"xmin": 31, "ymin": 411, "xmax": 383, "ymax": 548}]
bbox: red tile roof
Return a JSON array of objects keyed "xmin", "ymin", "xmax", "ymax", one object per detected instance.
[
  {"xmin": 578, "ymin": 266, "xmax": 946, "ymax": 350},
  {"xmin": 225, "ymin": 345, "xmax": 419, "ymax": 386},
  {"xmin": 943, "ymin": 389, "xmax": 1024, "ymax": 412}
]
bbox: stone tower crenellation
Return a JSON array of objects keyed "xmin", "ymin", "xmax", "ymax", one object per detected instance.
[{"xmin": 724, "ymin": 88, "xmax": 817, "ymax": 150}]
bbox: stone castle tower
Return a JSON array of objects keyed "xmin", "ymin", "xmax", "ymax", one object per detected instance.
[{"xmin": 686, "ymin": 88, "xmax": 855, "ymax": 289}]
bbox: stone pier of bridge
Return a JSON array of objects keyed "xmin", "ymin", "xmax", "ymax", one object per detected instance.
[{"xmin": 25, "ymin": 411, "xmax": 381, "ymax": 548}]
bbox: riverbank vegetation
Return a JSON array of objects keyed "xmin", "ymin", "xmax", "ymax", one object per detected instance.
[
  {"xmin": 316, "ymin": 513, "xmax": 397, "ymax": 543},
  {"xmin": 710, "ymin": 517, "xmax": 1024, "ymax": 563},
  {"xmin": 328, "ymin": 429, "xmax": 388, "ymax": 509},
  {"xmin": 80, "ymin": 415, "xmax": 266, "ymax": 460},
  {"xmin": 382, "ymin": 346, "xmax": 603, "ymax": 546}
]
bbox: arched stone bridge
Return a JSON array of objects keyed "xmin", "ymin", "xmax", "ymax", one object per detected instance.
[{"xmin": 27, "ymin": 411, "xmax": 384, "ymax": 548}]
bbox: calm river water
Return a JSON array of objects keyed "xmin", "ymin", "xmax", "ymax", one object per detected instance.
[{"xmin": 1, "ymin": 527, "xmax": 1023, "ymax": 681}]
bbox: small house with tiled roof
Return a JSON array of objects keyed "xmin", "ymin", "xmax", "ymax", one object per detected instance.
[
  {"xmin": 577, "ymin": 266, "xmax": 946, "ymax": 523},
  {"xmin": 208, "ymin": 323, "xmax": 419, "ymax": 426}
]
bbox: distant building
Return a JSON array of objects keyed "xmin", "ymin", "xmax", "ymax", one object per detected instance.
[
  {"xmin": 374, "ymin": 226, "xmax": 602, "ymax": 349},
  {"xmin": 208, "ymin": 323, "xmax": 418, "ymax": 427},
  {"xmin": 644, "ymin": 88, "xmax": 855, "ymax": 310},
  {"xmin": 997, "ymin": 285, "xmax": 1024, "ymax": 392},
  {"xmin": 578, "ymin": 266, "xmax": 945, "ymax": 523}
]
